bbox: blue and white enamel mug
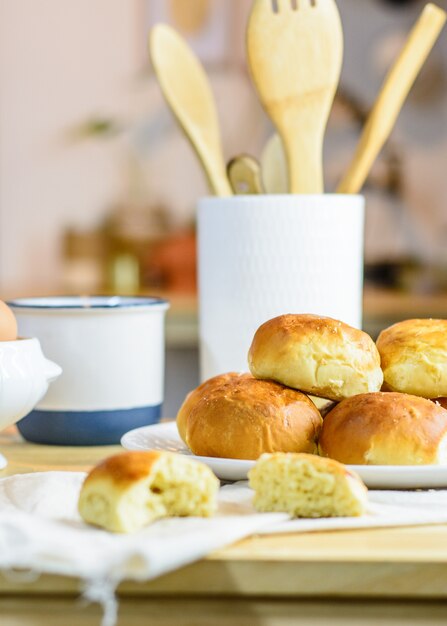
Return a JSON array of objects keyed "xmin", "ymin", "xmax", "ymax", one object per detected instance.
[{"xmin": 8, "ymin": 296, "xmax": 169, "ymax": 445}]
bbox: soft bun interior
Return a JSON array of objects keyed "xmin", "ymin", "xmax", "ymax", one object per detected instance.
[{"xmin": 248, "ymin": 453, "xmax": 368, "ymax": 518}]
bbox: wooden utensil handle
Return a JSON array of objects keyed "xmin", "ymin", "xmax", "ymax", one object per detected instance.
[
  {"xmin": 202, "ymin": 154, "xmax": 233, "ymax": 197},
  {"xmin": 337, "ymin": 3, "xmax": 446, "ymax": 195},
  {"xmin": 286, "ymin": 132, "xmax": 325, "ymax": 194},
  {"xmin": 183, "ymin": 130, "xmax": 232, "ymax": 196}
]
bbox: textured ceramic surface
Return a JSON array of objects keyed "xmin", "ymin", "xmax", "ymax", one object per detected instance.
[{"xmin": 197, "ymin": 195, "xmax": 365, "ymax": 380}]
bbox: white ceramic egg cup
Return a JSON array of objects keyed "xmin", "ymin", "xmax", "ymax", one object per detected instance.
[{"xmin": 0, "ymin": 338, "xmax": 61, "ymax": 469}]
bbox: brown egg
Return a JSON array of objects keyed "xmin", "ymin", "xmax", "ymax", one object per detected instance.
[{"xmin": 0, "ymin": 300, "xmax": 18, "ymax": 341}]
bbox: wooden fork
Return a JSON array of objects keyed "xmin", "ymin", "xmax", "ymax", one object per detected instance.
[{"xmin": 247, "ymin": 0, "xmax": 343, "ymax": 194}]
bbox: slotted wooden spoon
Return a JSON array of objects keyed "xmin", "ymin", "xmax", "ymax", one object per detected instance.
[
  {"xmin": 149, "ymin": 24, "xmax": 232, "ymax": 196},
  {"xmin": 247, "ymin": 0, "xmax": 343, "ymax": 194},
  {"xmin": 338, "ymin": 3, "xmax": 446, "ymax": 194}
]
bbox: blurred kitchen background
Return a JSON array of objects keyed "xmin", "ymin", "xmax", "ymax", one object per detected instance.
[{"xmin": 0, "ymin": 0, "xmax": 446, "ymax": 415}]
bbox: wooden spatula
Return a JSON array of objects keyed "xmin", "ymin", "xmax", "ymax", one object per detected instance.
[
  {"xmin": 338, "ymin": 3, "xmax": 446, "ymax": 195},
  {"xmin": 246, "ymin": 0, "xmax": 343, "ymax": 194},
  {"xmin": 149, "ymin": 24, "xmax": 232, "ymax": 197}
]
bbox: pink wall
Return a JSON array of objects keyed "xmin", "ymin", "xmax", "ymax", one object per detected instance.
[{"xmin": 0, "ymin": 0, "xmax": 142, "ymax": 292}]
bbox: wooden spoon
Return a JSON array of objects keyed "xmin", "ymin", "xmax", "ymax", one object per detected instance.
[
  {"xmin": 260, "ymin": 134, "xmax": 288, "ymax": 194},
  {"xmin": 338, "ymin": 3, "xmax": 446, "ymax": 194},
  {"xmin": 227, "ymin": 155, "xmax": 264, "ymax": 195},
  {"xmin": 149, "ymin": 24, "xmax": 232, "ymax": 196},
  {"xmin": 246, "ymin": 0, "xmax": 343, "ymax": 194}
]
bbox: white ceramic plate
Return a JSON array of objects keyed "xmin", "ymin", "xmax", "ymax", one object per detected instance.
[
  {"xmin": 121, "ymin": 422, "xmax": 447, "ymax": 488},
  {"xmin": 121, "ymin": 421, "xmax": 254, "ymax": 482}
]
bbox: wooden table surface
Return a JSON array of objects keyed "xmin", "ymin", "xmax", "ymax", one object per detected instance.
[{"xmin": 2, "ymin": 427, "xmax": 447, "ymax": 626}]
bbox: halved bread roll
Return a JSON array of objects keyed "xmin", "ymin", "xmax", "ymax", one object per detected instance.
[
  {"xmin": 78, "ymin": 450, "xmax": 219, "ymax": 533},
  {"xmin": 248, "ymin": 452, "xmax": 368, "ymax": 518}
]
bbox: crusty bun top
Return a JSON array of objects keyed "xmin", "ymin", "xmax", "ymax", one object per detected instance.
[
  {"xmin": 176, "ymin": 375, "xmax": 232, "ymax": 444},
  {"xmin": 377, "ymin": 318, "xmax": 447, "ymax": 398},
  {"xmin": 82, "ymin": 451, "xmax": 163, "ymax": 487},
  {"xmin": 248, "ymin": 314, "xmax": 383, "ymax": 401},
  {"xmin": 319, "ymin": 392, "xmax": 447, "ymax": 465},
  {"xmin": 178, "ymin": 372, "xmax": 323, "ymax": 461}
]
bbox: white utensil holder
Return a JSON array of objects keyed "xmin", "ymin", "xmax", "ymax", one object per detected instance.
[{"xmin": 198, "ymin": 194, "xmax": 365, "ymax": 381}]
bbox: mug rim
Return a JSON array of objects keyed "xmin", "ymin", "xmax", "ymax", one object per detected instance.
[{"xmin": 7, "ymin": 295, "xmax": 170, "ymax": 311}]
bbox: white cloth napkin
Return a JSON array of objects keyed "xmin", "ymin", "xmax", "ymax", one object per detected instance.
[
  {"xmin": 221, "ymin": 482, "xmax": 447, "ymax": 533},
  {"xmin": 0, "ymin": 471, "xmax": 289, "ymax": 577},
  {"xmin": 0, "ymin": 471, "xmax": 286, "ymax": 626},
  {"xmin": 2, "ymin": 472, "xmax": 447, "ymax": 625}
]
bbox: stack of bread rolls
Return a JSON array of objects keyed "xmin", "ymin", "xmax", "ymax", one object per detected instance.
[
  {"xmin": 178, "ymin": 314, "xmax": 384, "ymax": 460},
  {"xmin": 320, "ymin": 318, "xmax": 447, "ymax": 466},
  {"xmin": 174, "ymin": 313, "xmax": 447, "ymax": 518},
  {"xmin": 178, "ymin": 314, "xmax": 447, "ymax": 467}
]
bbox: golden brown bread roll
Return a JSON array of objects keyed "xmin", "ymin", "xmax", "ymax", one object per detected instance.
[
  {"xmin": 178, "ymin": 373, "xmax": 323, "ymax": 460},
  {"xmin": 249, "ymin": 452, "xmax": 368, "ymax": 518},
  {"xmin": 176, "ymin": 372, "xmax": 245, "ymax": 443},
  {"xmin": 377, "ymin": 318, "xmax": 447, "ymax": 398},
  {"xmin": 177, "ymin": 375, "xmax": 334, "ymax": 445},
  {"xmin": 248, "ymin": 314, "xmax": 383, "ymax": 401},
  {"xmin": 319, "ymin": 392, "xmax": 447, "ymax": 465},
  {"xmin": 176, "ymin": 374, "xmax": 228, "ymax": 443},
  {"xmin": 78, "ymin": 450, "xmax": 219, "ymax": 533}
]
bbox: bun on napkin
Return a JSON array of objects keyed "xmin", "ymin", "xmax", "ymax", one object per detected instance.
[
  {"xmin": 177, "ymin": 373, "xmax": 323, "ymax": 460},
  {"xmin": 377, "ymin": 318, "xmax": 447, "ymax": 398},
  {"xmin": 248, "ymin": 453, "xmax": 368, "ymax": 518},
  {"xmin": 78, "ymin": 451, "xmax": 219, "ymax": 533},
  {"xmin": 248, "ymin": 314, "xmax": 383, "ymax": 401},
  {"xmin": 319, "ymin": 392, "xmax": 447, "ymax": 465}
]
